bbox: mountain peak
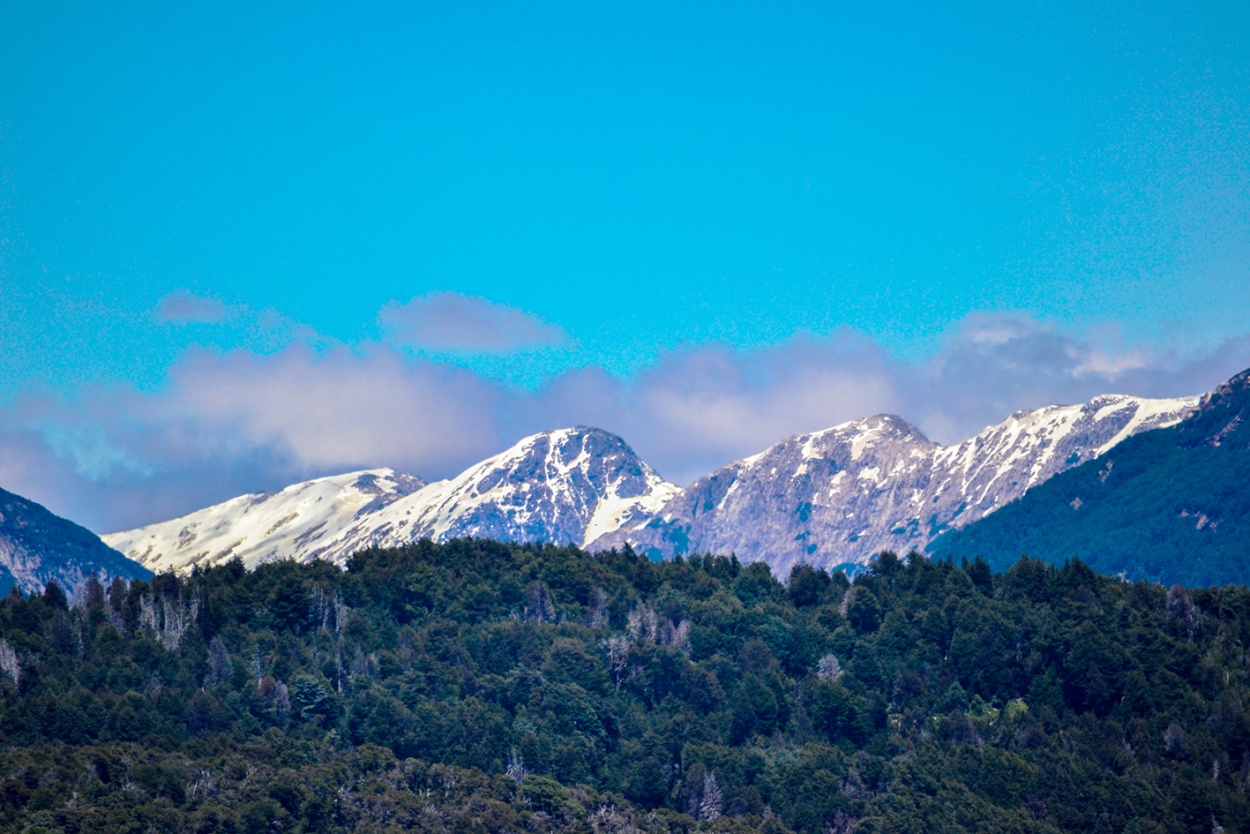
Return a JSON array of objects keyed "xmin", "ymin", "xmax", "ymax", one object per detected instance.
[
  {"xmin": 494, "ymin": 426, "xmax": 644, "ymax": 467},
  {"xmin": 836, "ymin": 413, "xmax": 932, "ymax": 444},
  {"xmin": 395, "ymin": 425, "xmax": 676, "ymax": 548}
]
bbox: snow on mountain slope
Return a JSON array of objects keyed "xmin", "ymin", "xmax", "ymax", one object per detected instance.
[
  {"xmin": 589, "ymin": 394, "xmax": 1198, "ymax": 575},
  {"xmin": 105, "ymin": 428, "xmax": 679, "ymax": 572},
  {"xmin": 102, "ymin": 469, "xmax": 426, "ymax": 573},
  {"xmin": 312, "ymin": 427, "xmax": 679, "ymax": 554}
]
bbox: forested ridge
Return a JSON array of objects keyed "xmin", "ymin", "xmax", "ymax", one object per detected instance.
[
  {"xmin": 930, "ymin": 368, "xmax": 1250, "ymax": 588},
  {"xmin": 3, "ymin": 540, "xmax": 1250, "ymax": 833}
]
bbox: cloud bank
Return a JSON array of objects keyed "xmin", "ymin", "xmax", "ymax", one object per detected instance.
[{"xmin": 2, "ymin": 308, "xmax": 1247, "ymax": 534}]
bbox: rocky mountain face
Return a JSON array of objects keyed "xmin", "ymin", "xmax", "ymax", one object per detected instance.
[
  {"xmin": 930, "ymin": 369, "xmax": 1250, "ymax": 587},
  {"xmin": 104, "ymin": 427, "xmax": 679, "ymax": 572},
  {"xmin": 0, "ymin": 487, "xmax": 150, "ymax": 596},
  {"xmin": 590, "ymin": 394, "xmax": 1197, "ymax": 575}
]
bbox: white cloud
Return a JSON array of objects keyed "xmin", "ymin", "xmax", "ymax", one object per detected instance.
[
  {"xmin": 379, "ymin": 292, "xmax": 568, "ymax": 353},
  {"xmin": 154, "ymin": 291, "xmax": 232, "ymax": 324}
]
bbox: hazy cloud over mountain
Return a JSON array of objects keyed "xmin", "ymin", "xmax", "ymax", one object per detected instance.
[{"xmin": 1, "ymin": 308, "xmax": 1246, "ymax": 534}]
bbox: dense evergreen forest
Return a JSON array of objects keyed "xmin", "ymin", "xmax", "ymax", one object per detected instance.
[{"xmin": 3, "ymin": 540, "xmax": 1250, "ymax": 833}]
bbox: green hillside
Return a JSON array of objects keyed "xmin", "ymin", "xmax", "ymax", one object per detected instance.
[
  {"xmin": 3, "ymin": 540, "xmax": 1250, "ymax": 832},
  {"xmin": 931, "ymin": 369, "xmax": 1250, "ymax": 586}
]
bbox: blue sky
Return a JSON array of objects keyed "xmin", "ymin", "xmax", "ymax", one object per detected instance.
[{"xmin": 1, "ymin": 1, "xmax": 1248, "ymax": 531}]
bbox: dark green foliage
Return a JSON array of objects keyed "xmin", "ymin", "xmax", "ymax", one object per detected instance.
[
  {"xmin": 931, "ymin": 369, "xmax": 1250, "ymax": 586},
  {"xmin": 1, "ymin": 540, "xmax": 1249, "ymax": 832}
]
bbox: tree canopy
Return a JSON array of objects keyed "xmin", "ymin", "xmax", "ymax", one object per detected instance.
[{"xmin": 1, "ymin": 540, "xmax": 1248, "ymax": 833}]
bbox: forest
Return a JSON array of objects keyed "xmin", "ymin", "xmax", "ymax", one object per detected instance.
[{"xmin": 3, "ymin": 539, "xmax": 1250, "ymax": 833}]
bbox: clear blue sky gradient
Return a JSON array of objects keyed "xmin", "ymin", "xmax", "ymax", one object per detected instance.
[{"xmin": 1, "ymin": 0, "xmax": 1248, "ymax": 396}]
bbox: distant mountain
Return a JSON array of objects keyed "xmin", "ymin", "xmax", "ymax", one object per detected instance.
[
  {"xmin": 104, "ymin": 392, "xmax": 1202, "ymax": 578},
  {"xmin": 0, "ymin": 486, "xmax": 150, "ymax": 596},
  {"xmin": 104, "ymin": 427, "xmax": 679, "ymax": 572},
  {"xmin": 930, "ymin": 368, "xmax": 1250, "ymax": 587},
  {"xmin": 591, "ymin": 394, "xmax": 1197, "ymax": 575},
  {"xmin": 103, "ymin": 468, "xmax": 426, "ymax": 573}
]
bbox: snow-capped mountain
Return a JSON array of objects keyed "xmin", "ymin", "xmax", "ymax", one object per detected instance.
[
  {"xmin": 103, "ymin": 469, "xmax": 426, "ymax": 573},
  {"xmin": 0, "ymin": 486, "xmax": 150, "ymax": 596},
  {"xmin": 590, "ymin": 394, "xmax": 1198, "ymax": 574},
  {"xmin": 104, "ymin": 394, "xmax": 1198, "ymax": 577},
  {"xmin": 104, "ymin": 428, "xmax": 679, "ymax": 573},
  {"xmin": 337, "ymin": 426, "xmax": 680, "ymax": 551}
]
